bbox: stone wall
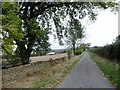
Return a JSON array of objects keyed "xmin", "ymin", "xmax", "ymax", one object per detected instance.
[{"xmin": 2, "ymin": 56, "xmax": 66, "ymax": 84}]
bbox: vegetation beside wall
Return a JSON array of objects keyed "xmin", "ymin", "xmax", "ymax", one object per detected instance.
[
  {"xmin": 89, "ymin": 52, "xmax": 120, "ymax": 89},
  {"xmin": 3, "ymin": 53, "xmax": 84, "ymax": 88},
  {"xmin": 89, "ymin": 35, "xmax": 120, "ymax": 63},
  {"xmin": 75, "ymin": 43, "xmax": 86, "ymax": 55}
]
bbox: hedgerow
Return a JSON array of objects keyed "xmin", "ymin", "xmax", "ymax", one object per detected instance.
[{"xmin": 90, "ymin": 35, "xmax": 120, "ymax": 63}]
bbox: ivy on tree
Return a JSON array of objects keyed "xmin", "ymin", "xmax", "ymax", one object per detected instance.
[{"xmin": 2, "ymin": 2, "xmax": 50, "ymax": 65}]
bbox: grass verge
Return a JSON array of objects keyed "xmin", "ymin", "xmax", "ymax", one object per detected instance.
[
  {"xmin": 34, "ymin": 53, "xmax": 84, "ymax": 88},
  {"xmin": 3, "ymin": 52, "xmax": 84, "ymax": 88},
  {"xmin": 88, "ymin": 51, "xmax": 120, "ymax": 89}
]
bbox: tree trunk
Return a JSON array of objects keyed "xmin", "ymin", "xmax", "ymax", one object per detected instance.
[
  {"xmin": 15, "ymin": 40, "xmax": 32, "ymax": 65},
  {"xmin": 15, "ymin": 18, "xmax": 33, "ymax": 65},
  {"xmin": 20, "ymin": 51, "xmax": 31, "ymax": 65},
  {"xmin": 73, "ymin": 42, "xmax": 76, "ymax": 55}
]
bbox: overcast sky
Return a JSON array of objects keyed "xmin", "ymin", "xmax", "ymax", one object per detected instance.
[{"xmin": 49, "ymin": 9, "xmax": 118, "ymax": 49}]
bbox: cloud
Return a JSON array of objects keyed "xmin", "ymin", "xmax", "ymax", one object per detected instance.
[{"xmin": 49, "ymin": 9, "xmax": 118, "ymax": 49}]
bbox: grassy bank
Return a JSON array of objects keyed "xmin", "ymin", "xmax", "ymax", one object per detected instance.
[
  {"xmin": 3, "ymin": 53, "xmax": 84, "ymax": 88},
  {"xmin": 88, "ymin": 51, "xmax": 120, "ymax": 89}
]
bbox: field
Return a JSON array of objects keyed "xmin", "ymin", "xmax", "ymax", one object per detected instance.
[{"xmin": 30, "ymin": 53, "xmax": 67, "ymax": 63}]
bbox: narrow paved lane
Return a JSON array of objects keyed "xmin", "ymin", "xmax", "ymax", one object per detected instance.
[{"xmin": 58, "ymin": 51, "xmax": 114, "ymax": 88}]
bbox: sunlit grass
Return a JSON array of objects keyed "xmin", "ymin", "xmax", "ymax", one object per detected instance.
[{"xmin": 34, "ymin": 53, "xmax": 84, "ymax": 88}]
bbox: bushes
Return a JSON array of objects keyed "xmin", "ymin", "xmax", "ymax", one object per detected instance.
[
  {"xmin": 2, "ymin": 54, "xmax": 21, "ymax": 68},
  {"xmin": 75, "ymin": 47, "xmax": 82, "ymax": 55},
  {"xmin": 2, "ymin": 47, "xmax": 23, "ymax": 68},
  {"xmin": 90, "ymin": 35, "xmax": 120, "ymax": 63},
  {"xmin": 75, "ymin": 44, "xmax": 86, "ymax": 55},
  {"xmin": 66, "ymin": 49, "xmax": 72, "ymax": 59},
  {"xmin": 89, "ymin": 52, "xmax": 120, "ymax": 88},
  {"xmin": 75, "ymin": 50, "xmax": 82, "ymax": 55},
  {"xmin": 31, "ymin": 51, "xmax": 46, "ymax": 56}
]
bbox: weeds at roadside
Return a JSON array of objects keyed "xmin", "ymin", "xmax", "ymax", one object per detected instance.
[
  {"xmin": 88, "ymin": 51, "xmax": 120, "ymax": 89},
  {"xmin": 3, "ymin": 53, "xmax": 84, "ymax": 88}
]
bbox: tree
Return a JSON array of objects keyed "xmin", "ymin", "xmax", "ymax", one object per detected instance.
[
  {"xmin": 17, "ymin": 1, "xmax": 118, "ymax": 51},
  {"xmin": 2, "ymin": 2, "xmax": 23, "ymax": 59},
  {"xmin": 2, "ymin": 2, "xmax": 118, "ymax": 64},
  {"xmin": 76, "ymin": 43, "xmax": 86, "ymax": 55},
  {"xmin": 2, "ymin": 2, "xmax": 50, "ymax": 65},
  {"xmin": 66, "ymin": 49, "xmax": 72, "ymax": 59},
  {"xmin": 65, "ymin": 18, "xmax": 85, "ymax": 55}
]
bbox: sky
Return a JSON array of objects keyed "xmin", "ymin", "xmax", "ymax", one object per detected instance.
[
  {"xmin": 49, "ymin": 9, "xmax": 118, "ymax": 49},
  {"xmin": 84, "ymin": 9, "xmax": 118, "ymax": 47}
]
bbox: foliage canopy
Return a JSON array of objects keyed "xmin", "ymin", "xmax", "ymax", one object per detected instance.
[{"xmin": 1, "ymin": 1, "xmax": 118, "ymax": 65}]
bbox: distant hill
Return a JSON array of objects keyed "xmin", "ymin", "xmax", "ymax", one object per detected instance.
[
  {"xmin": 51, "ymin": 48, "xmax": 68, "ymax": 54},
  {"xmin": 89, "ymin": 46, "xmax": 103, "ymax": 50}
]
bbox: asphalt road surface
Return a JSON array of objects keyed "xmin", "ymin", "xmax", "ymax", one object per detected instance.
[{"xmin": 58, "ymin": 51, "xmax": 114, "ymax": 89}]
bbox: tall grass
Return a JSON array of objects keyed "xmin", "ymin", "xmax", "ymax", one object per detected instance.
[
  {"xmin": 3, "ymin": 53, "xmax": 84, "ymax": 88},
  {"xmin": 89, "ymin": 51, "xmax": 120, "ymax": 89},
  {"xmin": 34, "ymin": 53, "xmax": 84, "ymax": 88}
]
